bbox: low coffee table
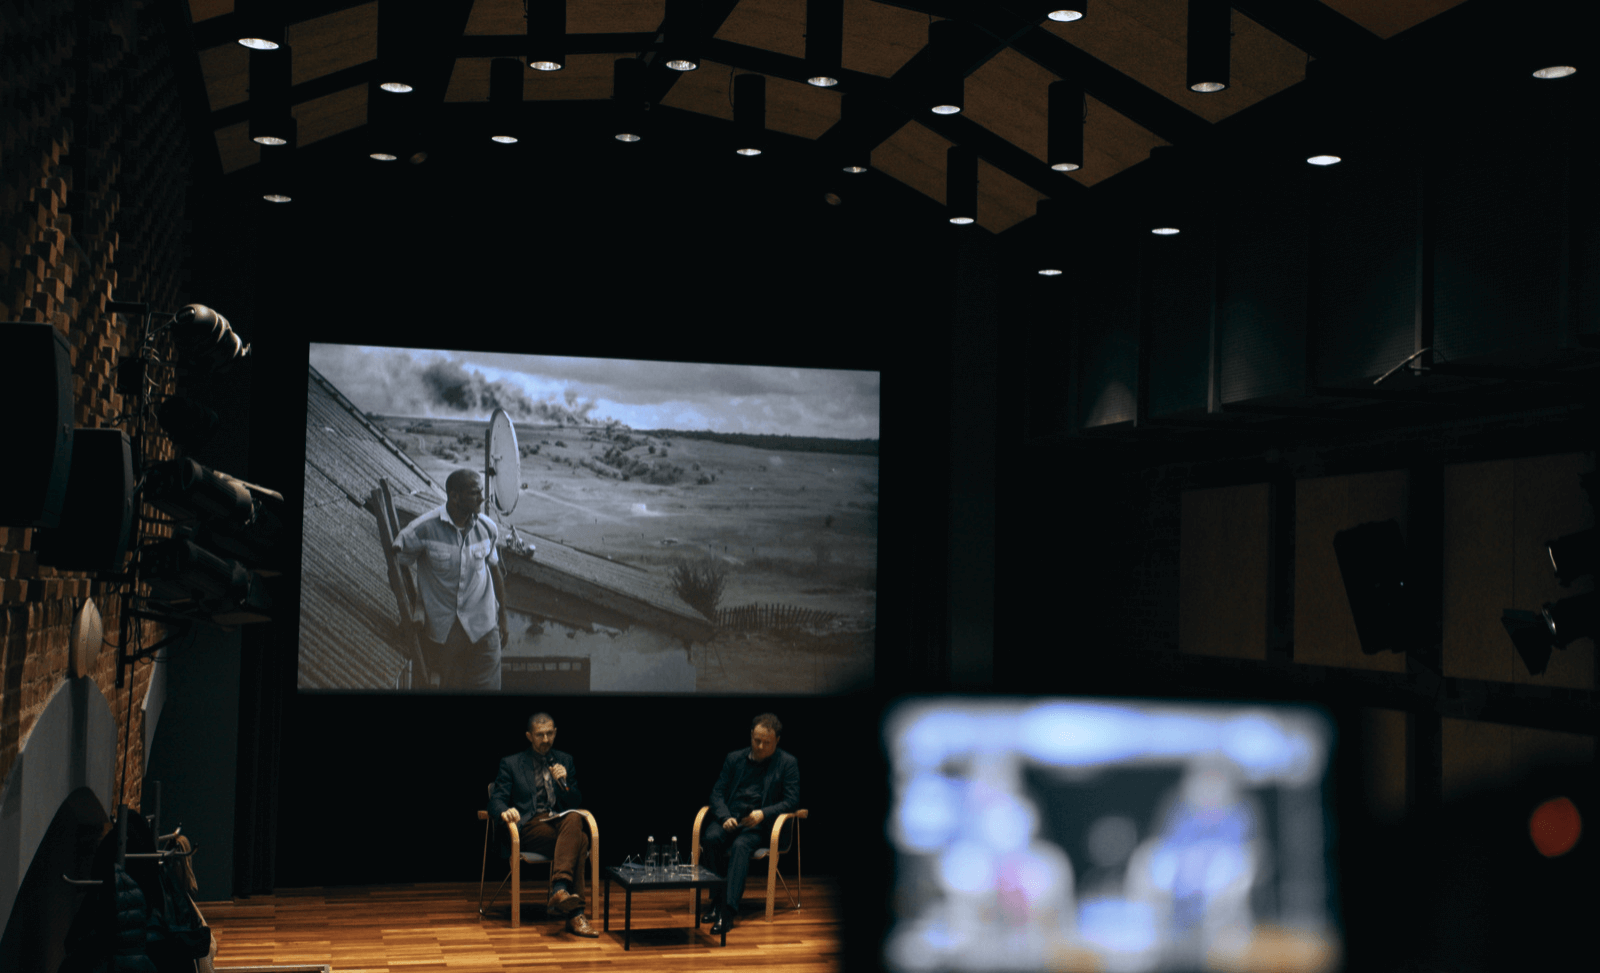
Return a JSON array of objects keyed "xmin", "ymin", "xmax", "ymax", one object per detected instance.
[{"xmin": 602, "ymin": 864, "xmax": 728, "ymax": 949}]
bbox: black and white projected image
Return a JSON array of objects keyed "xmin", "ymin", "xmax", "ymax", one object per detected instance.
[
  {"xmin": 298, "ymin": 343, "xmax": 878, "ymax": 694},
  {"xmin": 884, "ymin": 699, "xmax": 1338, "ymax": 973}
]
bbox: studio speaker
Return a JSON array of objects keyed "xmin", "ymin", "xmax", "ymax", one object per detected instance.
[
  {"xmin": 1333, "ymin": 518, "xmax": 1418, "ymax": 655},
  {"xmin": 33, "ymin": 429, "xmax": 135, "ymax": 574},
  {"xmin": 0, "ymin": 322, "xmax": 74, "ymax": 527}
]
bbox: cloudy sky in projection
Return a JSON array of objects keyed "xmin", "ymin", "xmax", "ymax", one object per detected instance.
[{"xmin": 308, "ymin": 344, "xmax": 881, "ymax": 440}]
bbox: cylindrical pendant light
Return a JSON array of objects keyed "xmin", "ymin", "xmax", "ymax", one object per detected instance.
[
  {"xmin": 806, "ymin": 0, "xmax": 843, "ymax": 87},
  {"xmin": 928, "ymin": 20, "xmax": 965, "ymax": 115},
  {"xmin": 839, "ymin": 94, "xmax": 869, "ymax": 173},
  {"xmin": 1048, "ymin": 78, "xmax": 1083, "ymax": 172},
  {"xmin": 1042, "ymin": 1, "xmax": 1087, "ymax": 22},
  {"xmin": 235, "ymin": 0, "xmax": 283, "ymax": 49},
  {"xmin": 1146, "ymin": 145, "xmax": 1181, "ymax": 234},
  {"xmin": 947, "ymin": 145, "xmax": 977, "ymax": 225},
  {"xmin": 249, "ymin": 44, "xmax": 293, "ymax": 146},
  {"xmin": 1186, "ymin": 0, "xmax": 1230, "ymax": 93},
  {"xmin": 613, "ymin": 57, "xmax": 647, "ymax": 142},
  {"xmin": 665, "ymin": 0, "xmax": 701, "ymax": 71},
  {"xmin": 1036, "ymin": 198, "xmax": 1068, "ymax": 276},
  {"xmin": 734, "ymin": 73, "xmax": 766, "ymax": 156},
  {"xmin": 260, "ymin": 118, "xmax": 297, "ymax": 203},
  {"xmin": 527, "ymin": 0, "xmax": 566, "ymax": 71},
  {"xmin": 489, "ymin": 58, "xmax": 523, "ymax": 143},
  {"xmin": 378, "ymin": 1, "xmax": 417, "ymax": 93}
]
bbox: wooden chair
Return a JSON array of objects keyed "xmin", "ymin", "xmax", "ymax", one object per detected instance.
[
  {"xmin": 478, "ymin": 785, "xmax": 601, "ymax": 929},
  {"xmin": 689, "ymin": 804, "xmax": 808, "ymax": 921}
]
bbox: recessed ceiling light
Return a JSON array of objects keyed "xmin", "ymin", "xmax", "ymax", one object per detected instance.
[
  {"xmin": 530, "ymin": 61, "xmax": 562, "ymax": 72},
  {"xmin": 381, "ymin": 82, "xmax": 414, "ymax": 93},
  {"xmin": 931, "ymin": 104, "xmax": 961, "ymax": 115},
  {"xmin": 949, "ymin": 216, "xmax": 975, "ymax": 225},
  {"xmin": 237, "ymin": 37, "xmax": 280, "ymax": 50},
  {"xmin": 1151, "ymin": 227, "xmax": 1180, "ymax": 235},
  {"xmin": 808, "ymin": 75, "xmax": 839, "ymax": 87},
  {"xmin": 843, "ymin": 165, "xmax": 868, "ymax": 173},
  {"xmin": 736, "ymin": 148, "xmax": 762, "ymax": 156},
  {"xmin": 1038, "ymin": 268, "xmax": 1064, "ymax": 275},
  {"xmin": 263, "ymin": 194, "xmax": 292, "ymax": 203},
  {"xmin": 1307, "ymin": 154, "xmax": 1341, "ymax": 166},
  {"xmin": 253, "ymin": 136, "xmax": 287, "ymax": 146},
  {"xmin": 370, "ymin": 152, "xmax": 398, "ymax": 161},
  {"xmin": 615, "ymin": 133, "xmax": 642, "ymax": 142},
  {"xmin": 491, "ymin": 135, "xmax": 518, "ymax": 144},
  {"xmin": 1047, "ymin": 10, "xmax": 1084, "ymax": 22},
  {"xmin": 1189, "ymin": 81, "xmax": 1226, "ymax": 93},
  {"xmin": 1533, "ymin": 65, "xmax": 1576, "ymax": 79},
  {"xmin": 666, "ymin": 59, "xmax": 697, "ymax": 71},
  {"xmin": 1051, "ymin": 162, "xmax": 1081, "ymax": 172}
]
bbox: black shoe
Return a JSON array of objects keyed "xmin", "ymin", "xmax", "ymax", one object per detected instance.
[
  {"xmin": 710, "ymin": 912, "xmax": 733, "ymax": 935},
  {"xmin": 700, "ymin": 906, "xmax": 719, "ymax": 924}
]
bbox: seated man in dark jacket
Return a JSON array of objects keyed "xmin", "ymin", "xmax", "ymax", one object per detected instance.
[
  {"xmin": 698, "ymin": 713, "xmax": 801, "ymax": 933},
  {"xmin": 487, "ymin": 712, "xmax": 596, "ymax": 937}
]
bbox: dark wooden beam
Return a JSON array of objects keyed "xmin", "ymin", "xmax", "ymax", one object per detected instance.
[{"xmin": 1230, "ymin": 0, "xmax": 1381, "ymax": 63}]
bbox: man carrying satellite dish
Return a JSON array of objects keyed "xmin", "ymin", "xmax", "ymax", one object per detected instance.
[{"xmin": 392, "ymin": 469, "xmax": 511, "ymax": 690}]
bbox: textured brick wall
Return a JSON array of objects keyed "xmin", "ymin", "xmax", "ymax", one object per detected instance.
[{"xmin": 0, "ymin": 0, "xmax": 192, "ymax": 813}]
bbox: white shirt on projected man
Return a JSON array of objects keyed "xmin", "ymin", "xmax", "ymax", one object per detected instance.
[{"xmin": 392, "ymin": 503, "xmax": 502, "ymax": 645}]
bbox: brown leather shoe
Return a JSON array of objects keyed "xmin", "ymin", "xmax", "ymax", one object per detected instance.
[
  {"xmin": 548, "ymin": 889, "xmax": 584, "ymax": 916},
  {"xmin": 566, "ymin": 912, "xmax": 598, "ymax": 938}
]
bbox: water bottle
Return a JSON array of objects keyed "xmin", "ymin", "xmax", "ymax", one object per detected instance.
[
  {"xmin": 647, "ymin": 835, "xmax": 658, "ymax": 873},
  {"xmin": 671, "ymin": 836, "xmax": 681, "ymax": 874}
]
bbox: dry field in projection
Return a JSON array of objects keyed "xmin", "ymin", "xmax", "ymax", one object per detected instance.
[{"xmin": 374, "ymin": 415, "xmax": 879, "ymax": 633}]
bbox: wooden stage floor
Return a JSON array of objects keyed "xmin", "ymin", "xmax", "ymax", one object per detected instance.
[{"xmin": 196, "ymin": 879, "xmax": 840, "ymax": 972}]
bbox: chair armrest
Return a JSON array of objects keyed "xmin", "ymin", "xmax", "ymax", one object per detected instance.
[
  {"xmin": 769, "ymin": 810, "xmax": 806, "ymax": 857},
  {"xmin": 506, "ymin": 817, "xmax": 520, "ymax": 857},
  {"xmin": 478, "ymin": 810, "xmax": 488, "ymax": 820},
  {"xmin": 692, "ymin": 805, "xmax": 711, "ymax": 867}
]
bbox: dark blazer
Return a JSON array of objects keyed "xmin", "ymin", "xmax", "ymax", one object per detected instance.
[
  {"xmin": 709, "ymin": 747, "xmax": 800, "ymax": 824},
  {"xmin": 488, "ymin": 748, "xmax": 585, "ymax": 826}
]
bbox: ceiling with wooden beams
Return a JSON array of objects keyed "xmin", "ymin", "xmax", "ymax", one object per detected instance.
[{"xmin": 182, "ymin": 0, "xmax": 1477, "ymax": 234}]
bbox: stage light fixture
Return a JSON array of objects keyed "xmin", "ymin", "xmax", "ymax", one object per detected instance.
[
  {"xmin": 234, "ymin": 0, "xmax": 282, "ymax": 49},
  {"xmin": 248, "ymin": 45, "xmax": 293, "ymax": 146},
  {"xmin": 1043, "ymin": 2, "xmax": 1087, "ymax": 22},
  {"xmin": 1546, "ymin": 528, "xmax": 1596, "ymax": 587},
  {"xmin": 527, "ymin": 0, "xmax": 566, "ymax": 71},
  {"xmin": 734, "ymin": 73, "xmax": 767, "ymax": 156},
  {"xmin": 1145, "ymin": 145, "xmax": 1186, "ymax": 235},
  {"xmin": 171, "ymin": 304, "xmax": 251, "ymax": 372},
  {"xmin": 947, "ymin": 145, "xmax": 977, "ymax": 225},
  {"xmin": 489, "ymin": 58, "xmax": 524, "ymax": 143},
  {"xmin": 1186, "ymin": 0, "xmax": 1231, "ymax": 93},
  {"xmin": 806, "ymin": 0, "xmax": 843, "ymax": 87},
  {"xmin": 1048, "ymin": 78, "xmax": 1084, "ymax": 172},
  {"xmin": 928, "ymin": 20, "xmax": 965, "ymax": 115},
  {"xmin": 665, "ymin": 0, "xmax": 701, "ymax": 71},
  {"xmin": 141, "ymin": 538, "xmax": 273, "ymax": 626},
  {"xmin": 258, "ymin": 119, "xmax": 297, "ymax": 203}
]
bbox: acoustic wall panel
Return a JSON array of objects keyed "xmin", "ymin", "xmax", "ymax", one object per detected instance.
[
  {"xmin": 1294, "ymin": 469, "xmax": 1409, "ymax": 672},
  {"xmin": 1441, "ymin": 719, "xmax": 1595, "ymax": 805},
  {"xmin": 1311, "ymin": 154, "xmax": 1417, "ymax": 386},
  {"xmin": 1145, "ymin": 229, "xmax": 1213, "ymax": 417},
  {"xmin": 1179, "ymin": 482, "xmax": 1270, "ymax": 660},
  {"xmin": 1220, "ymin": 170, "xmax": 1308, "ymax": 403},
  {"xmin": 1432, "ymin": 103, "xmax": 1564, "ymax": 364}
]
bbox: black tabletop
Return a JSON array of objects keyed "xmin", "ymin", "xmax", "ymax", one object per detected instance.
[{"xmin": 606, "ymin": 864, "xmax": 724, "ymax": 889}]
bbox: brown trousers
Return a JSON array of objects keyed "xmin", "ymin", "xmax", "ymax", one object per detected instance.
[{"xmin": 517, "ymin": 812, "xmax": 590, "ymax": 898}]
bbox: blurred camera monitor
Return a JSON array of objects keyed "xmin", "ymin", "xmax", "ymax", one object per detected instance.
[{"xmin": 883, "ymin": 697, "xmax": 1339, "ymax": 973}]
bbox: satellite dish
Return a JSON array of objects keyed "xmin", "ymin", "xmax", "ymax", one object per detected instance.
[{"xmin": 485, "ymin": 408, "xmax": 520, "ymax": 518}]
